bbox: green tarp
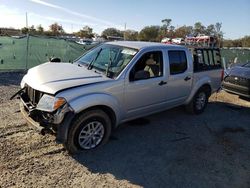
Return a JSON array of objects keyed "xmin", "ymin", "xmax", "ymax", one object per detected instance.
[
  {"xmin": 0, "ymin": 36, "xmax": 249, "ymax": 71},
  {"xmin": 0, "ymin": 36, "xmax": 93, "ymax": 70}
]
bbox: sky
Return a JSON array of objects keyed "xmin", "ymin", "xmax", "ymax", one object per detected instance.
[{"xmin": 0, "ymin": 0, "xmax": 249, "ymax": 39}]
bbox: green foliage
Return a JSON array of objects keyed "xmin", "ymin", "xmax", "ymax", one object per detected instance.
[
  {"xmin": 49, "ymin": 23, "xmax": 64, "ymax": 36},
  {"xmin": 223, "ymin": 36, "xmax": 250, "ymax": 47},
  {"xmin": 161, "ymin": 19, "xmax": 172, "ymax": 30},
  {"xmin": 37, "ymin": 25, "xmax": 44, "ymax": 34},
  {"xmin": 101, "ymin": 28, "xmax": 123, "ymax": 39},
  {"xmin": 174, "ymin": 26, "xmax": 193, "ymax": 38},
  {"xmin": 242, "ymin": 36, "xmax": 250, "ymax": 47},
  {"xmin": 75, "ymin": 26, "xmax": 94, "ymax": 39},
  {"xmin": 194, "ymin": 22, "xmax": 206, "ymax": 35},
  {"xmin": 2, "ymin": 18, "xmax": 249, "ymax": 48},
  {"xmin": 124, "ymin": 30, "xmax": 138, "ymax": 41},
  {"xmin": 21, "ymin": 27, "xmax": 29, "ymax": 34},
  {"xmin": 138, "ymin": 26, "xmax": 160, "ymax": 42}
]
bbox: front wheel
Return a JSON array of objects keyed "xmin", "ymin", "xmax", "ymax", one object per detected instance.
[
  {"xmin": 65, "ymin": 109, "xmax": 112, "ymax": 154},
  {"xmin": 186, "ymin": 88, "xmax": 209, "ymax": 114}
]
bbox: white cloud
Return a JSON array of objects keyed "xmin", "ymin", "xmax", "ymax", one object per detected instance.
[
  {"xmin": 29, "ymin": 12, "xmax": 97, "ymax": 27},
  {"xmin": 29, "ymin": 0, "xmax": 124, "ymax": 30},
  {"xmin": 0, "ymin": 4, "xmax": 112, "ymax": 33}
]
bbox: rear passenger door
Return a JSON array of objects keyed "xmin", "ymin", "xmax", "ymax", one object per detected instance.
[{"xmin": 165, "ymin": 50, "xmax": 193, "ymax": 104}]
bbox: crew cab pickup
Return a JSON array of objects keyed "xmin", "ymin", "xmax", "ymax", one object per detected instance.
[{"xmin": 13, "ymin": 41, "xmax": 223, "ymax": 153}]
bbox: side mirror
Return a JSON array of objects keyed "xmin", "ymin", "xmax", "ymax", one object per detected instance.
[
  {"xmin": 134, "ymin": 70, "xmax": 150, "ymax": 80},
  {"xmin": 50, "ymin": 57, "xmax": 61, "ymax": 63}
]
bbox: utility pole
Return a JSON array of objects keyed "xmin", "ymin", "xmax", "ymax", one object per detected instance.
[
  {"xmin": 124, "ymin": 23, "xmax": 126, "ymax": 41},
  {"xmin": 25, "ymin": 12, "xmax": 30, "ymax": 71}
]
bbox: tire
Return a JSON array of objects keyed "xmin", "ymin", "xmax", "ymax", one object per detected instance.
[
  {"xmin": 64, "ymin": 109, "xmax": 112, "ymax": 154},
  {"xmin": 186, "ymin": 88, "xmax": 209, "ymax": 114}
]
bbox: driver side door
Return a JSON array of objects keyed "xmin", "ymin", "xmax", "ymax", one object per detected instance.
[{"xmin": 124, "ymin": 50, "xmax": 168, "ymax": 119}]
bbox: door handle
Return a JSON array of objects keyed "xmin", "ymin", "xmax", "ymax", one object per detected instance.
[
  {"xmin": 184, "ymin": 76, "xmax": 191, "ymax": 81},
  {"xmin": 158, "ymin": 81, "xmax": 167, "ymax": 86}
]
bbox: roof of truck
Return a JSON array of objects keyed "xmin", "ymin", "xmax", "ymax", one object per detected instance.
[{"xmin": 106, "ymin": 41, "xmax": 184, "ymax": 50}]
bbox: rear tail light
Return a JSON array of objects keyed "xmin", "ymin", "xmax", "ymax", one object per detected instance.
[{"xmin": 221, "ymin": 69, "xmax": 224, "ymax": 81}]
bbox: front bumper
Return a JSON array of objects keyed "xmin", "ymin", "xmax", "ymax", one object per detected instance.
[
  {"xmin": 222, "ymin": 81, "xmax": 250, "ymax": 98},
  {"xmin": 20, "ymin": 101, "xmax": 75, "ymax": 143},
  {"xmin": 20, "ymin": 102, "xmax": 43, "ymax": 131}
]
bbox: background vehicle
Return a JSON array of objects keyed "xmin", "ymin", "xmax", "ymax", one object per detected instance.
[
  {"xmin": 172, "ymin": 38, "xmax": 184, "ymax": 44},
  {"xmin": 222, "ymin": 62, "xmax": 250, "ymax": 100},
  {"xmin": 161, "ymin": 37, "xmax": 172, "ymax": 44},
  {"xmin": 13, "ymin": 41, "xmax": 223, "ymax": 153}
]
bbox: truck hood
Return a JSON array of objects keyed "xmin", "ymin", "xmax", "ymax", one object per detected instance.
[
  {"xmin": 228, "ymin": 66, "xmax": 250, "ymax": 79},
  {"xmin": 22, "ymin": 62, "xmax": 110, "ymax": 94}
]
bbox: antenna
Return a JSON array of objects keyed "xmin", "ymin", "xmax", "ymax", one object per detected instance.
[
  {"xmin": 26, "ymin": 12, "xmax": 28, "ymax": 28},
  {"xmin": 25, "ymin": 12, "xmax": 29, "ymax": 71}
]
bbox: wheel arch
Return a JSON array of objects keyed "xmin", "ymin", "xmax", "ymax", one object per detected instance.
[
  {"xmin": 200, "ymin": 83, "xmax": 212, "ymax": 96},
  {"xmin": 185, "ymin": 79, "xmax": 212, "ymax": 105},
  {"xmin": 73, "ymin": 105, "xmax": 117, "ymax": 131}
]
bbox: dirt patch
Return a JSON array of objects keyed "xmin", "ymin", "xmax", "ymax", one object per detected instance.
[{"xmin": 1, "ymin": 73, "xmax": 250, "ymax": 188}]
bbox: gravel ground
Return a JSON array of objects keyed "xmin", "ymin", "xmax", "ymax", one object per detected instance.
[{"xmin": 0, "ymin": 72, "xmax": 250, "ymax": 188}]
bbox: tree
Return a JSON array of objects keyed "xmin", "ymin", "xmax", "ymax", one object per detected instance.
[
  {"xmin": 124, "ymin": 30, "xmax": 138, "ymax": 41},
  {"xmin": 205, "ymin": 24, "xmax": 215, "ymax": 35},
  {"xmin": 214, "ymin": 22, "xmax": 223, "ymax": 47},
  {"xmin": 168, "ymin": 25, "xmax": 175, "ymax": 38},
  {"xmin": 241, "ymin": 35, "xmax": 250, "ymax": 47},
  {"xmin": 37, "ymin": 24, "xmax": 44, "ymax": 34},
  {"xmin": 76, "ymin": 26, "xmax": 94, "ymax": 38},
  {"xmin": 194, "ymin": 22, "xmax": 206, "ymax": 35},
  {"xmin": 21, "ymin": 27, "xmax": 29, "ymax": 34},
  {"xmin": 161, "ymin": 18, "xmax": 172, "ymax": 31},
  {"xmin": 223, "ymin": 35, "xmax": 250, "ymax": 47},
  {"xmin": 138, "ymin": 26, "xmax": 160, "ymax": 42},
  {"xmin": 160, "ymin": 18, "xmax": 172, "ymax": 37},
  {"xmin": 29, "ymin": 25, "xmax": 36, "ymax": 34},
  {"xmin": 101, "ymin": 28, "xmax": 123, "ymax": 39},
  {"xmin": 175, "ymin": 25, "xmax": 193, "ymax": 38},
  {"xmin": 49, "ymin": 22, "xmax": 64, "ymax": 36}
]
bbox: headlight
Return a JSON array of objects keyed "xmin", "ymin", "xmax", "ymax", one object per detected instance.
[
  {"xmin": 20, "ymin": 78, "xmax": 25, "ymax": 88},
  {"xmin": 37, "ymin": 94, "xmax": 66, "ymax": 112}
]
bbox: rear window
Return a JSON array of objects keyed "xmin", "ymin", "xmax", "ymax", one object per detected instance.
[{"xmin": 193, "ymin": 48, "xmax": 221, "ymax": 72}]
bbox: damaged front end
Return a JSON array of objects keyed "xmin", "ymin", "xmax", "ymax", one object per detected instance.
[{"xmin": 11, "ymin": 85, "xmax": 72, "ymax": 136}]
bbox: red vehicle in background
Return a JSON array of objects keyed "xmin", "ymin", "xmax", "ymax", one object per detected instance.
[
  {"xmin": 185, "ymin": 34, "xmax": 217, "ymax": 46},
  {"xmin": 161, "ymin": 34, "xmax": 217, "ymax": 47}
]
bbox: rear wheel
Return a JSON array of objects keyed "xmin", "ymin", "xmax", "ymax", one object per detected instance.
[
  {"xmin": 65, "ymin": 109, "xmax": 111, "ymax": 154},
  {"xmin": 186, "ymin": 88, "xmax": 209, "ymax": 114}
]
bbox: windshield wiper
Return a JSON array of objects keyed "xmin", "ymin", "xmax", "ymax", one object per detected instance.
[{"xmin": 87, "ymin": 48, "xmax": 102, "ymax": 70}]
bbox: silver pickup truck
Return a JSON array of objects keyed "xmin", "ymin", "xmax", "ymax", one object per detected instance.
[{"xmin": 14, "ymin": 41, "xmax": 223, "ymax": 153}]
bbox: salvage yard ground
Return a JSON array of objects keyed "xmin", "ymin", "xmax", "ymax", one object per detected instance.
[{"xmin": 0, "ymin": 72, "xmax": 250, "ymax": 188}]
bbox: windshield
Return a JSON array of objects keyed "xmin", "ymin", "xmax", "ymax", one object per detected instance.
[
  {"xmin": 75, "ymin": 44, "xmax": 138, "ymax": 78},
  {"xmin": 242, "ymin": 62, "xmax": 250, "ymax": 68}
]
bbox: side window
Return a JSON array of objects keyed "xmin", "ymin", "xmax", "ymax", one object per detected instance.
[
  {"xmin": 168, "ymin": 51, "xmax": 187, "ymax": 75},
  {"xmin": 208, "ymin": 50, "xmax": 215, "ymax": 65},
  {"xmin": 213, "ymin": 49, "xmax": 222, "ymax": 67},
  {"xmin": 130, "ymin": 51, "xmax": 163, "ymax": 81},
  {"xmin": 203, "ymin": 51, "xmax": 210, "ymax": 66}
]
